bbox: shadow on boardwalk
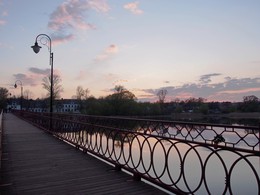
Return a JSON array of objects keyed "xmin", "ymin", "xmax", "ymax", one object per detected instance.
[{"xmin": 0, "ymin": 114, "xmax": 167, "ymax": 195}]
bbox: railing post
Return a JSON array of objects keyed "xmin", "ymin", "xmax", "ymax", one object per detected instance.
[{"xmin": 259, "ymin": 123, "xmax": 260, "ymax": 152}]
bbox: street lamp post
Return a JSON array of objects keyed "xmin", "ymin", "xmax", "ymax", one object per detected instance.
[
  {"xmin": 31, "ymin": 34, "xmax": 53, "ymax": 129},
  {"xmin": 14, "ymin": 80, "xmax": 23, "ymax": 110}
]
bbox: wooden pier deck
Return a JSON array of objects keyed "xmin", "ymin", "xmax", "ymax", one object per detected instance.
[{"xmin": 0, "ymin": 114, "xmax": 168, "ymax": 195}]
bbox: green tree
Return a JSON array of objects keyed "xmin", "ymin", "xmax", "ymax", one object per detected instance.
[
  {"xmin": 241, "ymin": 95, "xmax": 259, "ymax": 112},
  {"xmin": 84, "ymin": 97, "xmax": 114, "ymax": 115},
  {"xmin": 106, "ymin": 85, "xmax": 137, "ymax": 115},
  {"xmin": 0, "ymin": 87, "xmax": 9, "ymax": 110},
  {"xmin": 108, "ymin": 85, "xmax": 136, "ymax": 100},
  {"xmin": 184, "ymin": 97, "xmax": 206, "ymax": 112},
  {"xmin": 199, "ymin": 103, "xmax": 209, "ymax": 114}
]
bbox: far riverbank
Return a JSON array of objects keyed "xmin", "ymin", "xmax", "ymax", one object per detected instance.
[
  {"xmin": 153, "ymin": 112, "xmax": 260, "ymax": 126},
  {"xmin": 172, "ymin": 112, "xmax": 260, "ymax": 120}
]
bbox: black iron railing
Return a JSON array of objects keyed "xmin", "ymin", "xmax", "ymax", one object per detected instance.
[
  {"xmin": 31, "ymin": 112, "xmax": 260, "ymax": 151},
  {"xmin": 0, "ymin": 110, "xmax": 3, "ymax": 169},
  {"xmin": 14, "ymin": 111, "xmax": 260, "ymax": 194}
]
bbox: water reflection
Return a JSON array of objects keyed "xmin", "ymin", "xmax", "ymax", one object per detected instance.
[
  {"xmin": 162, "ymin": 116, "xmax": 260, "ymax": 127},
  {"xmin": 58, "ymin": 127, "xmax": 259, "ymax": 195}
]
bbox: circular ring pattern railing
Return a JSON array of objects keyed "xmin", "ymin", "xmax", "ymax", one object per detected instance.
[{"xmin": 14, "ymin": 111, "xmax": 260, "ymax": 195}]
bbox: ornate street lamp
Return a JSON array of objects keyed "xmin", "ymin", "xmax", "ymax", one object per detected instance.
[
  {"xmin": 31, "ymin": 34, "xmax": 54, "ymax": 129},
  {"xmin": 14, "ymin": 80, "xmax": 23, "ymax": 110}
]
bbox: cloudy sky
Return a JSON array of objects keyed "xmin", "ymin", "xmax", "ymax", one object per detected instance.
[{"xmin": 1, "ymin": 0, "xmax": 260, "ymax": 102}]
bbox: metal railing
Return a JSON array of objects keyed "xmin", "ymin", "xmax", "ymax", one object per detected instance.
[
  {"xmin": 31, "ymin": 112, "xmax": 260, "ymax": 152},
  {"xmin": 0, "ymin": 110, "xmax": 3, "ymax": 169},
  {"xmin": 14, "ymin": 111, "xmax": 260, "ymax": 194}
]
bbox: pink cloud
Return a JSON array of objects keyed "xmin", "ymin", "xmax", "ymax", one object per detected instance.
[
  {"xmin": 112, "ymin": 79, "xmax": 128, "ymax": 86},
  {"xmin": 13, "ymin": 73, "xmax": 40, "ymax": 87},
  {"xmin": 29, "ymin": 67, "xmax": 50, "ymax": 75},
  {"xmin": 95, "ymin": 44, "xmax": 119, "ymax": 62},
  {"xmin": 105, "ymin": 44, "xmax": 118, "ymax": 53},
  {"xmin": 13, "ymin": 68, "xmax": 62, "ymax": 87},
  {"xmin": 49, "ymin": 0, "xmax": 91, "ymax": 30},
  {"xmin": 175, "ymin": 92, "xmax": 194, "ymax": 99},
  {"xmin": 52, "ymin": 34, "xmax": 75, "ymax": 45},
  {"xmin": 88, "ymin": 0, "xmax": 110, "ymax": 12},
  {"xmin": 2, "ymin": 10, "xmax": 7, "ymax": 16},
  {"xmin": 103, "ymin": 73, "xmax": 119, "ymax": 82},
  {"xmin": 0, "ymin": 19, "xmax": 5, "ymax": 25},
  {"xmin": 75, "ymin": 70, "xmax": 87, "ymax": 80},
  {"xmin": 124, "ymin": 1, "xmax": 143, "ymax": 15},
  {"xmin": 218, "ymin": 87, "xmax": 260, "ymax": 94},
  {"xmin": 48, "ymin": 0, "xmax": 109, "ymax": 44}
]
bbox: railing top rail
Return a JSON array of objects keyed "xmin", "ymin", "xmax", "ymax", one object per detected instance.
[
  {"xmin": 47, "ymin": 112, "xmax": 259, "ymax": 130},
  {"xmin": 15, "ymin": 110, "xmax": 260, "ymax": 153},
  {"xmin": 59, "ymin": 118, "xmax": 260, "ymax": 155}
]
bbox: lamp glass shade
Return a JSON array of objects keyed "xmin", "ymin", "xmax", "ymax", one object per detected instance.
[{"xmin": 31, "ymin": 42, "xmax": 42, "ymax": 53}]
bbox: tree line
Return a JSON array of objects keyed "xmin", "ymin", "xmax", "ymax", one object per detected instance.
[
  {"xmin": 74, "ymin": 86, "xmax": 260, "ymax": 116},
  {"xmin": 1, "ymin": 76, "xmax": 260, "ymax": 115}
]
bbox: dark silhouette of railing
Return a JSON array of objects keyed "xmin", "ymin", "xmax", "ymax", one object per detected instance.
[
  {"xmin": 14, "ymin": 111, "xmax": 260, "ymax": 194},
  {"xmin": 32, "ymin": 112, "xmax": 260, "ymax": 151},
  {"xmin": 0, "ymin": 110, "xmax": 3, "ymax": 169}
]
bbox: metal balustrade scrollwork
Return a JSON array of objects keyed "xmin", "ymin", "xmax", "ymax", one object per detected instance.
[
  {"xmin": 22, "ymin": 111, "xmax": 260, "ymax": 151},
  {"xmin": 14, "ymin": 111, "xmax": 260, "ymax": 194}
]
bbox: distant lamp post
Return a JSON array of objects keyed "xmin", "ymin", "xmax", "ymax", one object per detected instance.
[
  {"xmin": 31, "ymin": 33, "xmax": 54, "ymax": 129},
  {"xmin": 14, "ymin": 80, "xmax": 23, "ymax": 110}
]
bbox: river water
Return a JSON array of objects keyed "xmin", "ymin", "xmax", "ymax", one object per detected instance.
[{"xmin": 149, "ymin": 115, "xmax": 260, "ymax": 127}]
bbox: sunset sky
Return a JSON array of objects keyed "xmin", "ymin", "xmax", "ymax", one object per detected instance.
[{"xmin": 1, "ymin": 0, "xmax": 260, "ymax": 102}]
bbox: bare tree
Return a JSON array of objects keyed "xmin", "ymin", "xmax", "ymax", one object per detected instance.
[
  {"xmin": 76, "ymin": 86, "xmax": 89, "ymax": 100},
  {"xmin": 157, "ymin": 89, "xmax": 167, "ymax": 114},
  {"xmin": 23, "ymin": 89, "xmax": 34, "ymax": 110},
  {"xmin": 76, "ymin": 86, "xmax": 84, "ymax": 100},
  {"xmin": 157, "ymin": 89, "xmax": 167, "ymax": 104},
  {"xmin": 42, "ymin": 74, "xmax": 63, "ymax": 100},
  {"xmin": 23, "ymin": 89, "xmax": 34, "ymax": 100},
  {"xmin": 75, "ymin": 86, "xmax": 90, "ymax": 113}
]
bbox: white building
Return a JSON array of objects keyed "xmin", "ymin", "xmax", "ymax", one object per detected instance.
[{"xmin": 7, "ymin": 98, "xmax": 81, "ymax": 113}]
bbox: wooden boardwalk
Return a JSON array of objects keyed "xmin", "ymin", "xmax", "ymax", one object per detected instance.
[{"xmin": 0, "ymin": 114, "xmax": 168, "ymax": 195}]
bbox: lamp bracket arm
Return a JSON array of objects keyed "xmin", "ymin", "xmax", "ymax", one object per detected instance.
[{"xmin": 35, "ymin": 34, "xmax": 52, "ymax": 53}]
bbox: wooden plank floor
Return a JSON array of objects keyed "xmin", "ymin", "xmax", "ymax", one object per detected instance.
[{"xmin": 0, "ymin": 114, "xmax": 168, "ymax": 195}]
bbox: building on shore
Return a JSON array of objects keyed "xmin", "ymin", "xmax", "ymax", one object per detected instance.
[{"xmin": 7, "ymin": 98, "xmax": 81, "ymax": 113}]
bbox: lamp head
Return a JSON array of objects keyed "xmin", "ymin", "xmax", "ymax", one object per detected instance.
[
  {"xmin": 31, "ymin": 42, "xmax": 42, "ymax": 53},
  {"xmin": 14, "ymin": 83, "xmax": 17, "ymax": 88}
]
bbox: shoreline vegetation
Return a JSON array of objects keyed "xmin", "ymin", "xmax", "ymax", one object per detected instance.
[
  {"xmin": 142, "ymin": 112, "xmax": 260, "ymax": 126},
  {"xmin": 168, "ymin": 112, "xmax": 260, "ymax": 126},
  {"xmin": 172, "ymin": 112, "xmax": 260, "ymax": 120}
]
